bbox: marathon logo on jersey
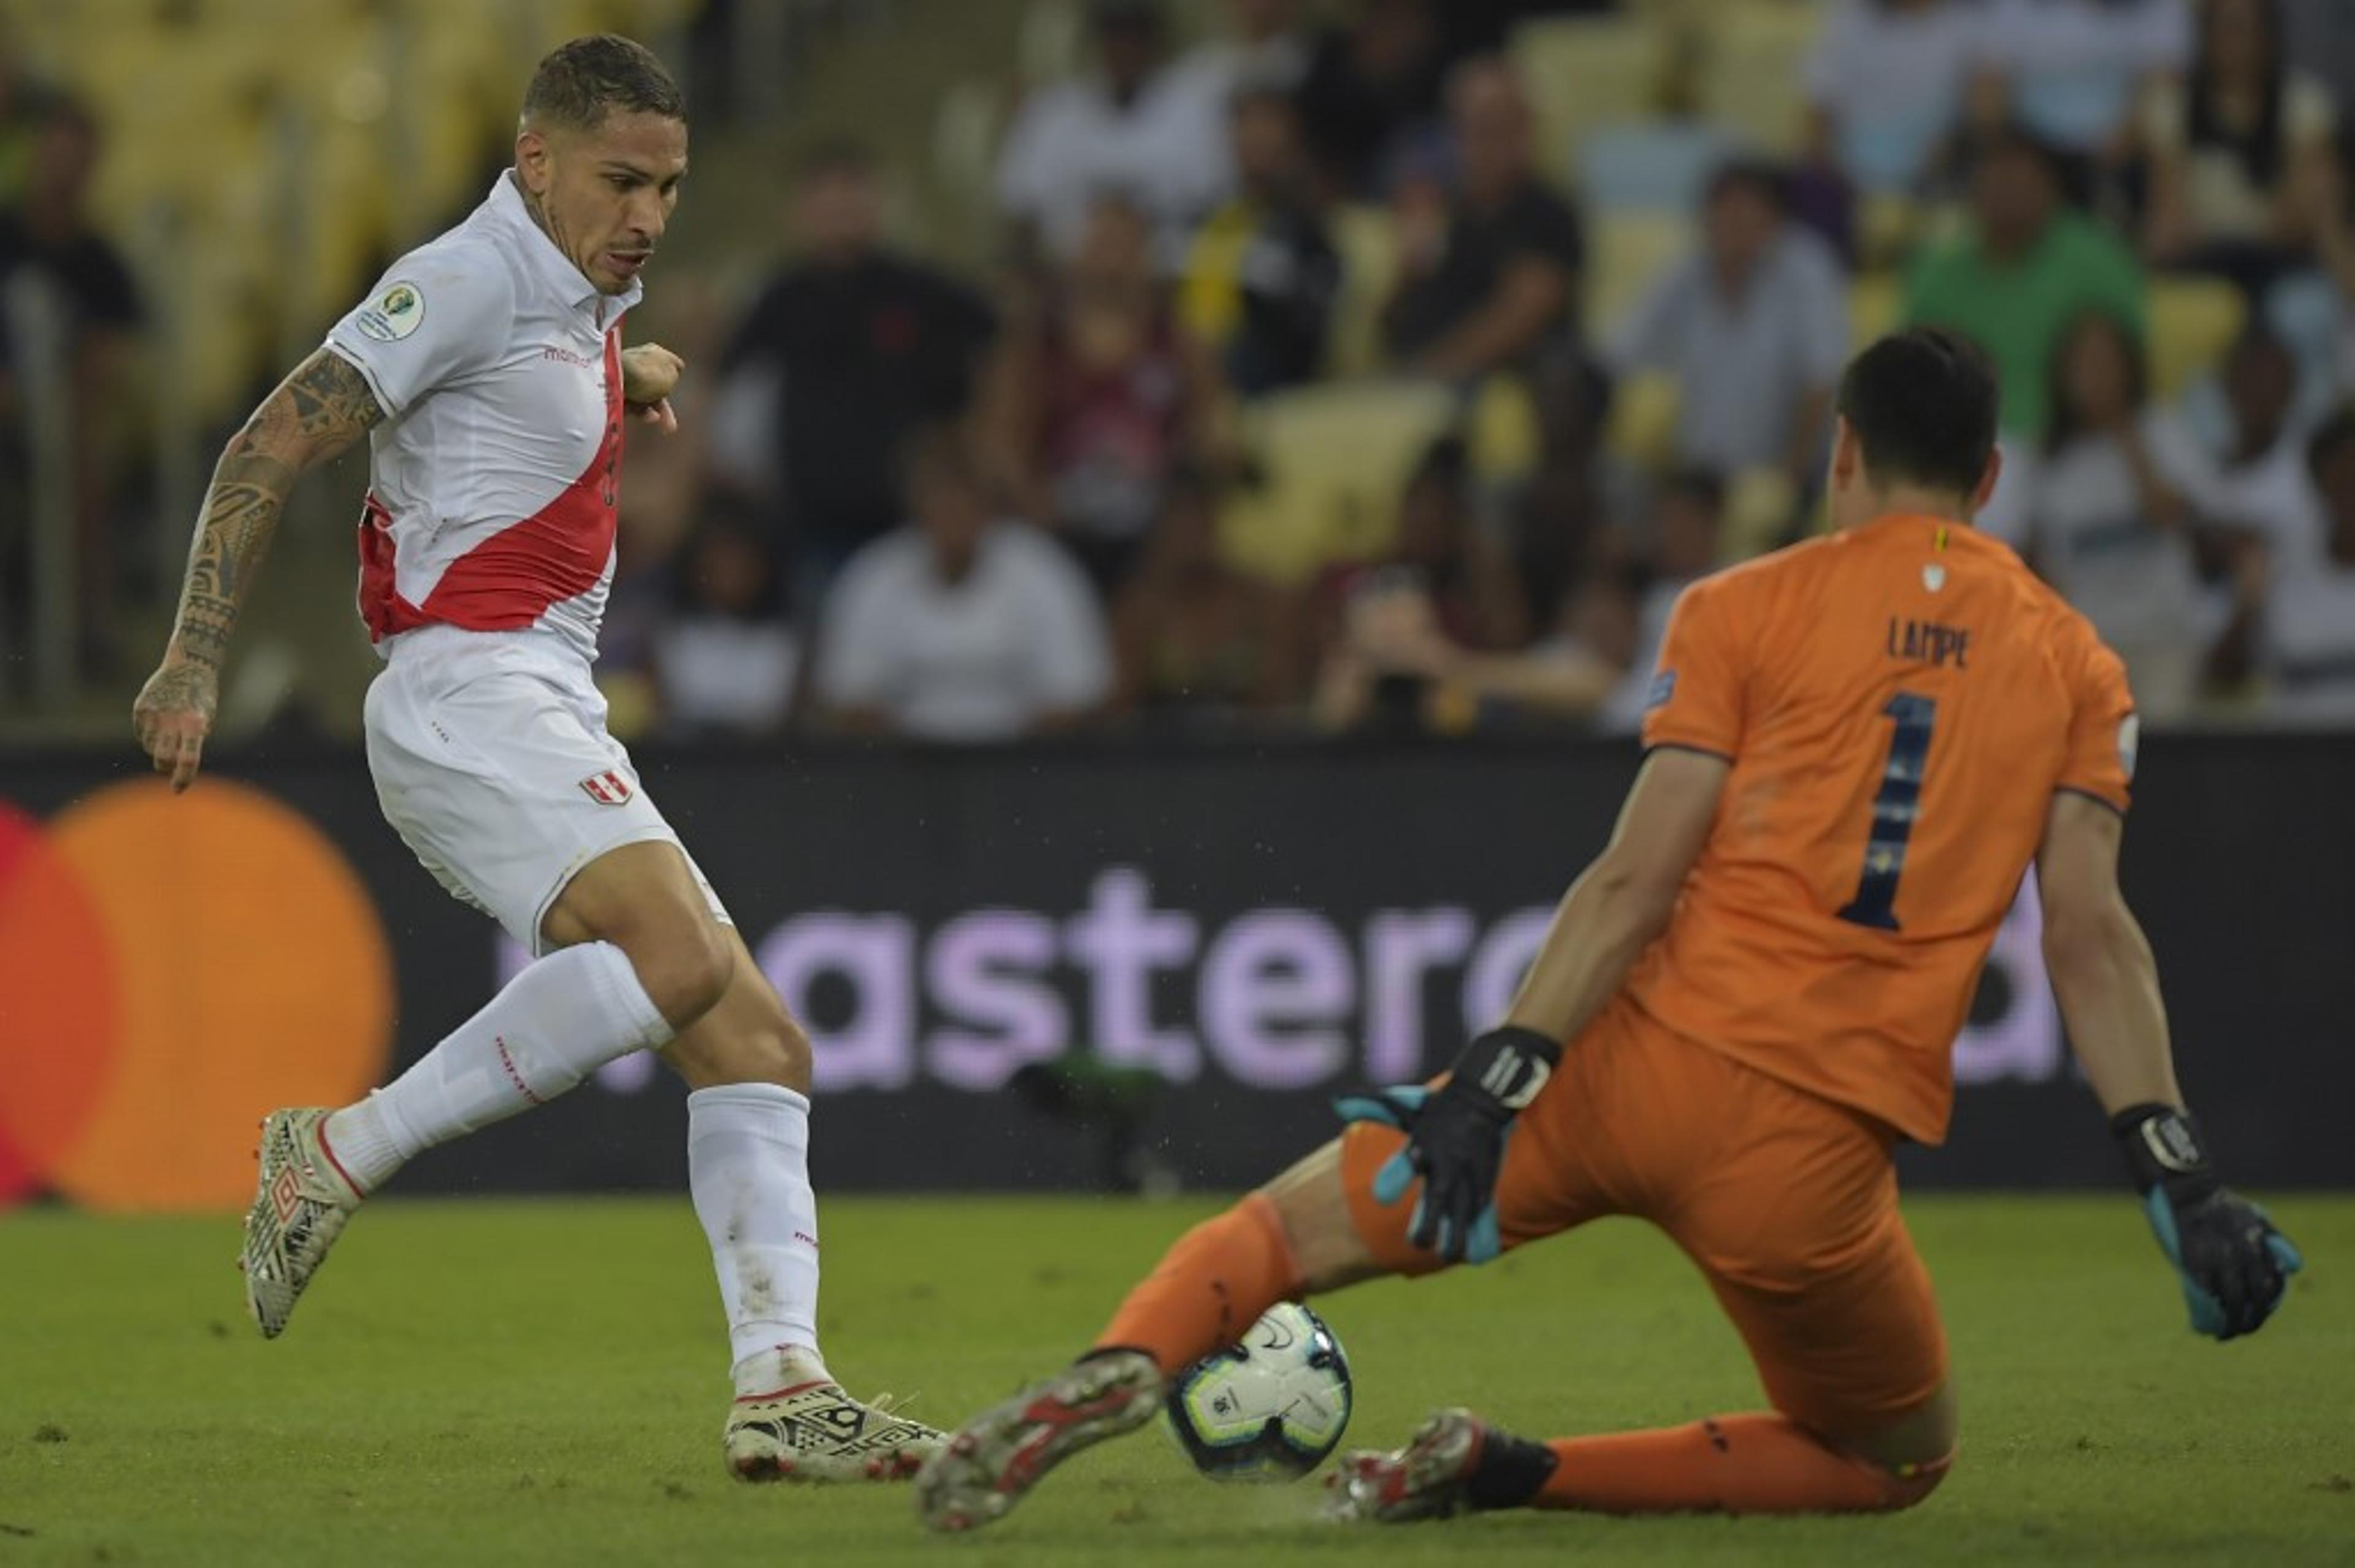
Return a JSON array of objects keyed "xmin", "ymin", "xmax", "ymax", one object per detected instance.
[
  {"xmin": 354, "ymin": 281, "xmax": 426, "ymax": 343},
  {"xmin": 1646, "ymin": 670, "xmax": 1677, "ymax": 711},
  {"xmin": 579, "ymin": 770, "xmax": 635, "ymax": 806}
]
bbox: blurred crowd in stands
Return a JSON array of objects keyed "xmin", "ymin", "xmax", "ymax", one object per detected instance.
[
  {"xmin": 11, "ymin": 0, "xmax": 2355, "ymax": 741},
  {"xmin": 0, "ymin": 43, "xmax": 143, "ymax": 691}
]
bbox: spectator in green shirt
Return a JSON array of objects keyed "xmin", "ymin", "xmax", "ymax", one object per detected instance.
[{"xmin": 1904, "ymin": 128, "xmax": 2146, "ymax": 438}]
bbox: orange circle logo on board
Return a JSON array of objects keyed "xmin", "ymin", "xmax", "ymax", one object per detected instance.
[{"xmin": 0, "ymin": 779, "xmax": 393, "ymax": 1211}]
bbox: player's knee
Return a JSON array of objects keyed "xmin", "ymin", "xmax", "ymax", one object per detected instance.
[
  {"xmin": 1869, "ymin": 1450, "xmax": 1951, "ymax": 1512},
  {"xmin": 1834, "ymin": 1386, "xmax": 1956, "ymax": 1512},
  {"xmin": 664, "ymin": 986, "xmax": 814, "ymax": 1094},
  {"xmin": 750, "ymin": 1007, "xmax": 814, "ymax": 1090},
  {"xmin": 631, "ymin": 920, "xmax": 735, "ymax": 1027}
]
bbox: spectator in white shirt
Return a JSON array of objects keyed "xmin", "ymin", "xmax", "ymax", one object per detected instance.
[
  {"xmin": 1974, "ymin": 0, "xmax": 2192, "ymax": 166},
  {"xmin": 2021, "ymin": 310, "xmax": 2217, "ymax": 719},
  {"xmin": 2175, "ymin": 327, "xmax": 2326, "ymax": 564},
  {"xmin": 995, "ymin": 0, "xmax": 1225, "ymax": 265},
  {"xmin": 1609, "ymin": 160, "xmax": 1849, "ymax": 484},
  {"xmin": 1163, "ymin": 0, "xmax": 1315, "ymax": 196},
  {"xmin": 1804, "ymin": 0, "xmax": 1984, "ymax": 195},
  {"xmin": 818, "ymin": 434, "xmax": 1112, "ymax": 743},
  {"xmin": 2263, "ymin": 408, "xmax": 2355, "ymax": 721},
  {"xmin": 2142, "ymin": 0, "xmax": 2342, "ymax": 284}
]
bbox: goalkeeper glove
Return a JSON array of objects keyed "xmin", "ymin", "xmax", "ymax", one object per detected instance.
[
  {"xmin": 1333, "ymin": 1026, "xmax": 1560, "ymax": 1266},
  {"xmin": 2113, "ymin": 1103, "xmax": 2302, "ymax": 1341}
]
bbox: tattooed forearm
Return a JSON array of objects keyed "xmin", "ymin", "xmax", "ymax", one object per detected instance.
[
  {"xmin": 163, "ymin": 348, "xmax": 381, "ymax": 668},
  {"xmin": 171, "ymin": 448, "xmax": 288, "ymax": 671}
]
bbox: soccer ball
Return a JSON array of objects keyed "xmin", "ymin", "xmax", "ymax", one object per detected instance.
[{"xmin": 1163, "ymin": 1301, "xmax": 1353, "ymax": 1480}]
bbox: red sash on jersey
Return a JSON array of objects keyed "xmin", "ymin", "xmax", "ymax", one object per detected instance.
[{"xmin": 358, "ymin": 329, "xmax": 623, "ymax": 643}]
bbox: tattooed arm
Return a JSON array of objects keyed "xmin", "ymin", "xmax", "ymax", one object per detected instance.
[{"xmin": 132, "ymin": 348, "xmax": 384, "ymax": 790}]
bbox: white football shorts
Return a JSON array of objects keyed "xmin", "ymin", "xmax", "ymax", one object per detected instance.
[{"xmin": 363, "ymin": 625, "xmax": 729, "ymax": 954}]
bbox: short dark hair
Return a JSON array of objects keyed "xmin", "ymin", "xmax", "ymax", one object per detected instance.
[
  {"xmin": 2308, "ymin": 404, "xmax": 2355, "ymax": 478},
  {"xmin": 1407, "ymin": 433, "xmax": 1471, "ymax": 494},
  {"xmin": 2042, "ymin": 309, "xmax": 2147, "ymax": 457},
  {"xmin": 1836, "ymin": 329, "xmax": 1999, "ymax": 495},
  {"xmin": 33, "ymin": 93, "xmax": 99, "ymax": 143},
  {"xmin": 521, "ymin": 35, "xmax": 683, "ymax": 134},
  {"xmin": 2226, "ymin": 323, "xmax": 2296, "ymax": 378},
  {"xmin": 903, "ymin": 424, "xmax": 985, "ymax": 492},
  {"xmin": 1972, "ymin": 122, "xmax": 2062, "ymax": 188},
  {"xmin": 800, "ymin": 137, "xmax": 874, "ymax": 180},
  {"xmin": 1230, "ymin": 79, "xmax": 1298, "ymax": 118},
  {"xmin": 1704, "ymin": 158, "xmax": 1790, "ymax": 215},
  {"xmin": 1089, "ymin": 0, "xmax": 1165, "ymax": 34},
  {"xmin": 1661, "ymin": 467, "xmax": 1727, "ymax": 513}
]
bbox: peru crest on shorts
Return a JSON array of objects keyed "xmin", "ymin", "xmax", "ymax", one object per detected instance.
[{"xmin": 579, "ymin": 769, "xmax": 635, "ymax": 806}]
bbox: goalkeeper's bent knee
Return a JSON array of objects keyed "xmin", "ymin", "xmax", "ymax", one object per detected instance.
[
  {"xmin": 1093, "ymin": 1193, "xmax": 1304, "ymax": 1376},
  {"xmin": 1872, "ymin": 1448, "xmax": 1953, "ymax": 1511}
]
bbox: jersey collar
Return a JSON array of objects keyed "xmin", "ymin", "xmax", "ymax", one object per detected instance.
[
  {"xmin": 484, "ymin": 172, "xmax": 645, "ymax": 326},
  {"xmin": 1856, "ymin": 512, "xmax": 2000, "ymax": 549}
]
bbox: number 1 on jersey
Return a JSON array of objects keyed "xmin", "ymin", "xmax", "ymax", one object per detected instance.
[{"xmin": 1837, "ymin": 691, "xmax": 1938, "ymax": 931}]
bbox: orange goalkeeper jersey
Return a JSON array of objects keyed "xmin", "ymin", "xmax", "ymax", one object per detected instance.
[{"xmin": 1625, "ymin": 513, "xmax": 2137, "ymax": 1144}]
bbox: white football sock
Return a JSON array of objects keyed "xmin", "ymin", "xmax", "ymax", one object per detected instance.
[
  {"xmin": 324, "ymin": 941, "xmax": 673, "ymax": 1191},
  {"xmin": 687, "ymin": 1082, "xmax": 825, "ymax": 1391}
]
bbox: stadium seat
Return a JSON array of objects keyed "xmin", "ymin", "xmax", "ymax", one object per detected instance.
[
  {"xmin": 1606, "ymin": 368, "xmax": 1682, "ymax": 471},
  {"xmin": 932, "ymin": 74, "xmax": 1011, "ymax": 254},
  {"xmin": 1723, "ymin": 466, "xmax": 1799, "ymax": 562},
  {"xmin": 407, "ymin": 18, "xmax": 523, "ymax": 216},
  {"xmin": 1850, "ymin": 274, "xmax": 1903, "ymax": 346},
  {"xmin": 1697, "ymin": 0, "xmax": 1820, "ymax": 155},
  {"xmin": 1590, "ymin": 210, "xmax": 1689, "ymax": 334},
  {"xmin": 1848, "ymin": 275, "xmax": 2244, "ymax": 400},
  {"xmin": 540, "ymin": 0, "xmax": 646, "ymax": 39},
  {"xmin": 1511, "ymin": 16, "xmax": 1664, "ymax": 185},
  {"xmin": 935, "ymin": 78, "xmax": 1007, "ymax": 212},
  {"xmin": 1325, "ymin": 202, "xmax": 1400, "ymax": 379},
  {"xmin": 1220, "ymin": 380, "xmax": 1457, "ymax": 583},
  {"xmin": 2150, "ymin": 277, "xmax": 2246, "ymax": 400},
  {"xmin": 616, "ymin": 0, "xmax": 705, "ymax": 29},
  {"xmin": 1019, "ymin": 0, "xmax": 1086, "ymax": 86},
  {"xmin": 300, "ymin": 129, "xmax": 396, "ymax": 334},
  {"xmin": 1856, "ymin": 193, "xmax": 1928, "ymax": 273},
  {"xmin": 1576, "ymin": 121, "xmax": 1734, "ymax": 215},
  {"xmin": 1469, "ymin": 374, "xmax": 1539, "ymax": 483}
]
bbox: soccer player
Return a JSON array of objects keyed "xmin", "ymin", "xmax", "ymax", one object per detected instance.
[
  {"xmin": 131, "ymin": 36, "xmax": 939, "ymax": 1483},
  {"xmin": 916, "ymin": 329, "xmax": 2303, "ymax": 1531}
]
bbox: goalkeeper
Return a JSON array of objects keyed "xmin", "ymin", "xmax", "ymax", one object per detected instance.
[{"xmin": 917, "ymin": 332, "xmax": 2303, "ymax": 1532}]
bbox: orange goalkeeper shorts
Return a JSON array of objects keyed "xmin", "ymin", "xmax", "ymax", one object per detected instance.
[{"xmin": 1340, "ymin": 998, "xmax": 1948, "ymax": 1439}]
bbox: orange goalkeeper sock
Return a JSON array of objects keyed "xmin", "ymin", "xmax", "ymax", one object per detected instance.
[
  {"xmin": 1092, "ymin": 1193, "xmax": 1304, "ymax": 1376},
  {"xmin": 1516, "ymin": 1413, "xmax": 1946, "ymax": 1515}
]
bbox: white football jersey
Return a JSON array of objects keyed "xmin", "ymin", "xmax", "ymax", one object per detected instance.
[
  {"xmin": 324, "ymin": 174, "xmax": 643, "ymax": 665},
  {"xmin": 2266, "ymin": 555, "xmax": 2355, "ymax": 722}
]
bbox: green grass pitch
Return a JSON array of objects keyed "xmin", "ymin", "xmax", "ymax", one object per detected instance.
[{"xmin": 2, "ymin": 1195, "xmax": 2348, "ymax": 1566}]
